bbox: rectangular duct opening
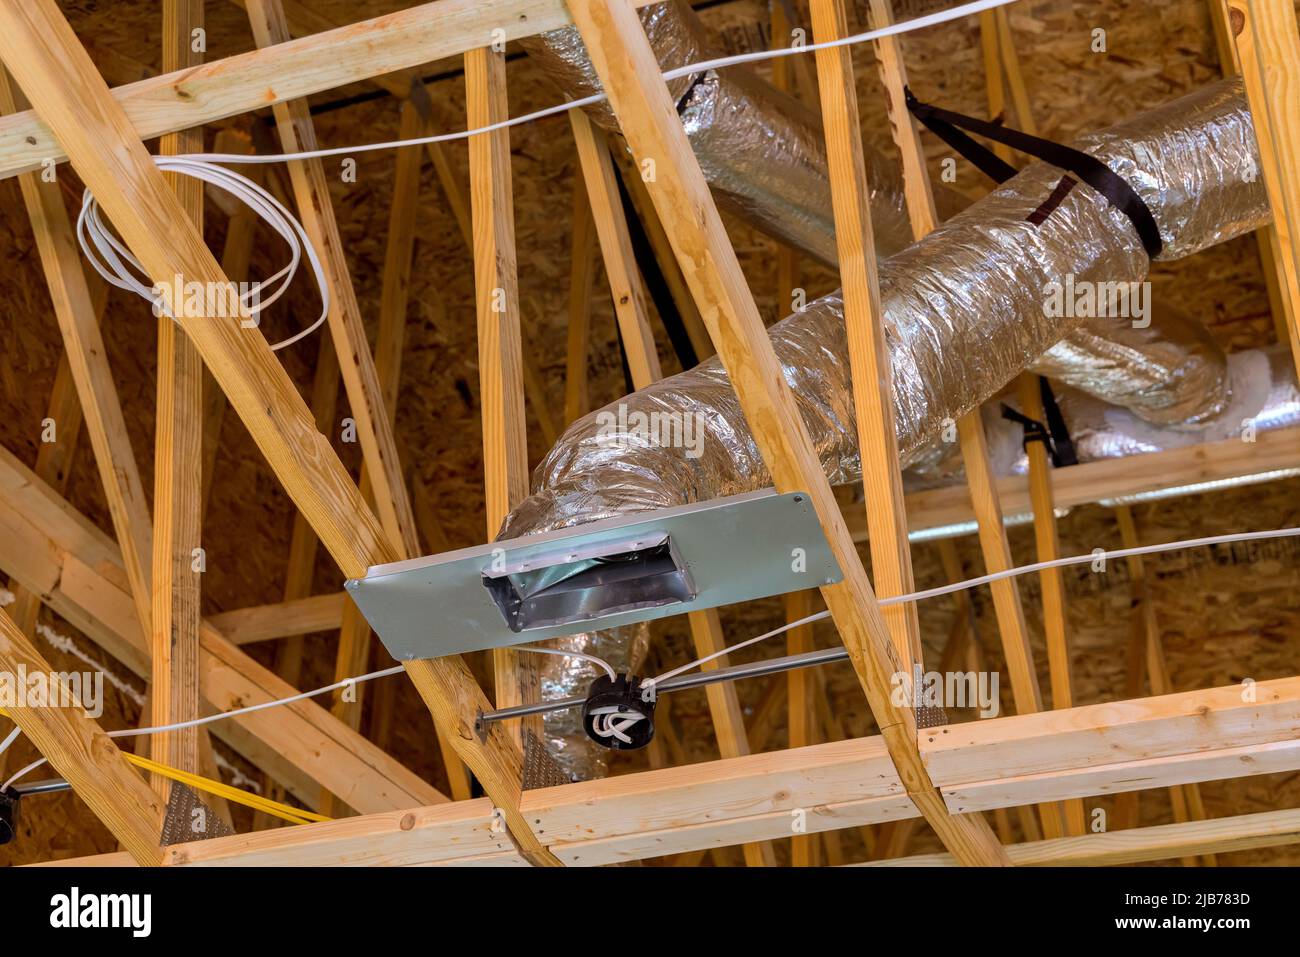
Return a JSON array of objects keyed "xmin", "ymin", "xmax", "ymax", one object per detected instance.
[{"xmin": 481, "ymin": 533, "xmax": 696, "ymax": 633}]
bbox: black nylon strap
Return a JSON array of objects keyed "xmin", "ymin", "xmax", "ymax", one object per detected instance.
[
  {"xmin": 904, "ymin": 86, "xmax": 1163, "ymax": 259},
  {"xmin": 1038, "ymin": 376, "xmax": 1078, "ymax": 467},
  {"xmin": 999, "ymin": 376, "xmax": 1079, "ymax": 469}
]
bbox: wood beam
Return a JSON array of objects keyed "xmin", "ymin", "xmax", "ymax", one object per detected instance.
[
  {"xmin": 564, "ymin": 173, "xmax": 596, "ymax": 424},
  {"xmin": 244, "ymin": 0, "xmax": 419, "ymax": 560},
  {"xmin": 569, "ymin": 107, "xmax": 663, "ymax": 385},
  {"xmin": 863, "ymin": 0, "xmax": 1060, "ymax": 840},
  {"xmin": 0, "ymin": 608, "xmax": 164, "ymax": 865},
  {"xmin": 569, "ymin": 91, "xmax": 771, "ymax": 866},
  {"xmin": 464, "ymin": 42, "xmax": 540, "ymax": 749},
  {"xmin": 0, "ymin": 69, "xmax": 154, "ymax": 646},
  {"xmin": 1115, "ymin": 505, "xmax": 1216, "ymax": 866},
  {"xmin": 150, "ymin": 0, "xmax": 206, "ymax": 796},
  {"xmin": 563, "ymin": 0, "xmax": 1006, "ymax": 866},
  {"xmin": 1225, "ymin": 0, "xmax": 1300, "ymax": 384},
  {"xmin": 0, "ymin": 444, "xmax": 446, "ymax": 813},
  {"xmin": 2, "ymin": 282, "xmax": 104, "ymax": 637},
  {"xmin": 864, "ymin": 807, "xmax": 1300, "ymax": 867},
  {"xmin": 522, "ymin": 676, "xmax": 1300, "ymax": 865},
  {"xmin": 163, "ymin": 797, "xmax": 516, "ymax": 866},
  {"xmin": 0, "ymin": 0, "xmax": 683, "ymax": 183},
  {"xmin": 208, "ymin": 593, "xmax": 346, "ymax": 645},
  {"xmin": 811, "ymin": 0, "xmax": 922, "ymax": 670}
]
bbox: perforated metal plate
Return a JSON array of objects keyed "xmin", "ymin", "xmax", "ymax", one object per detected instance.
[{"xmin": 347, "ymin": 489, "xmax": 841, "ymax": 661}]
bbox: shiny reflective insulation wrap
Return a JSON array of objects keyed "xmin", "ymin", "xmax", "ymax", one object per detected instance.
[
  {"xmin": 520, "ymin": 0, "xmax": 914, "ymax": 265},
  {"xmin": 988, "ymin": 345, "xmax": 1300, "ymax": 480},
  {"xmin": 523, "ymin": 1, "xmax": 1241, "ymax": 423},
  {"xmin": 1032, "ymin": 305, "xmax": 1232, "ymax": 428},
  {"xmin": 506, "ymin": 77, "xmax": 1270, "ymax": 543}
]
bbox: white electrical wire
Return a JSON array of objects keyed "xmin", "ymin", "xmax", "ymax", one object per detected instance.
[
  {"xmin": 179, "ymin": 0, "xmax": 1018, "ymax": 170},
  {"xmin": 71, "ymin": 0, "xmax": 1016, "ymax": 352},
  {"xmin": 650, "ymin": 525, "xmax": 1300, "ymax": 685},
  {"xmin": 516, "ymin": 645, "xmax": 617, "ymax": 680},
  {"xmin": 0, "ymin": 723, "xmax": 20, "ymax": 759},
  {"xmin": 75, "ymin": 155, "xmax": 330, "ymax": 352},
  {"xmin": 0, "ymin": 664, "xmax": 405, "ymax": 792}
]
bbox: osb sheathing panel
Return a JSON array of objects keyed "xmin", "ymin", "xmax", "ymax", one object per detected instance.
[{"xmin": 1, "ymin": 0, "xmax": 1297, "ymax": 864}]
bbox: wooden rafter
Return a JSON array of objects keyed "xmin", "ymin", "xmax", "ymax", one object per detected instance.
[
  {"xmin": 0, "ymin": 607, "xmax": 165, "ymax": 864},
  {"xmin": 150, "ymin": 0, "xmax": 206, "ymax": 796},
  {"xmin": 569, "ymin": 97, "xmax": 774, "ymax": 867}
]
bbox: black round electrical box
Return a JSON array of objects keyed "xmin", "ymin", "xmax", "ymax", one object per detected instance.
[{"xmin": 581, "ymin": 673, "xmax": 657, "ymax": 750}]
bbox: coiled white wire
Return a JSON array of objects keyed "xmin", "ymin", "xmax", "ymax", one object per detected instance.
[{"xmin": 75, "ymin": 155, "xmax": 330, "ymax": 352}]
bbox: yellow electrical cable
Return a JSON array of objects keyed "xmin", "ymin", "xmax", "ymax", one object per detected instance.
[
  {"xmin": 0, "ymin": 706, "xmax": 330, "ymax": 826},
  {"xmin": 124, "ymin": 753, "xmax": 330, "ymax": 826}
]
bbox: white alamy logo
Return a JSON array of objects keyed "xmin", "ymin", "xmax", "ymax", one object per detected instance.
[
  {"xmin": 151, "ymin": 273, "xmax": 262, "ymax": 323},
  {"xmin": 50, "ymin": 887, "xmax": 151, "ymax": 938},
  {"xmin": 890, "ymin": 664, "xmax": 1000, "ymax": 718},
  {"xmin": 1042, "ymin": 272, "xmax": 1150, "ymax": 328},
  {"xmin": 0, "ymin": 666, "xmax": 103, "ymax": 719},
  {"xmin": 594, "ymin": 403, "xmax": 705, "ymax": 459}
]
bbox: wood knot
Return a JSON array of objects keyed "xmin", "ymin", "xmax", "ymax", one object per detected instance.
[
  {"xmin": 399, "ymin": 813, "xmax": 415, "ymax": 831},
  {"xmin": 1229, "ymin": 7, "xmax": 1245, "ymax": 36}
]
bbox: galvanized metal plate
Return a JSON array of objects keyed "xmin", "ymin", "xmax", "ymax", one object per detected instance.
[{"xmin": 347, "ymin": 489, "xmax": 841, "ymax": 661}]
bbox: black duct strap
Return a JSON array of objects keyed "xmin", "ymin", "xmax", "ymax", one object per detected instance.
[
  {"xmin": 999, "ymin": 376, "xmax": 1078, "ymax": 469},
  {"xmin": 904, "ymin": 87, "xmax": 1163, "ymax": 259},
  {"xmin": 1038, "ymin": 376, "xmax": 1078, "ymax": 467}
]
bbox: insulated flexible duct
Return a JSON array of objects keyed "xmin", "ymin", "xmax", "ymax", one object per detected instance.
[
  {"xmin": 505, "ymin": 77, "xmax": 1268, "ymax": 540},
  {"xmin": 523, "ymin": 0, "xmax": 1229, "ymax": 425},
  {"xmin": 506, "ymin": 77, "xmax": 1268, "ymax": 778}
]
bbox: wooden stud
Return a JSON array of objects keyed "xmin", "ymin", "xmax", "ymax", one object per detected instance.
[
  {"xmin": 464, "ymin": 42, "xmax": 540, "ymax": 747},
  {"xmin": 812, "ymin": 0, "xmax": 922, "ymax": 670},
  {"xmin": 1225, "ymin": 0, "xmax": 1300, "ymax": 381},
  {"xmin": 570, "ymin": 91, "xmax": 772, "ymax": 866},
  {"xmin": 864, "ymin": 0, "xmax": 1061, "ymax": 841},
  {"xmin": 569, "ymin": 107, "xmax": 663, "ymax": 385},
  {"xmin": 244, "ymin": 0, "xmax": 420, "ymax": 560},
  {"xmin": 564, "ymin": 174, "xmax": 597, "ymax": 424},
  {"xmin": 1115, "ymin": 505, "xmax": 1216, "ymax": 866},
  {"xmin": 865, "ymin": 807, "xmax": 1300, "ymax": 867},
  {"xmin": 149, "ymin": 0, "xmax": 206, "ymax": 796},
  {"xmin": 0, "ymin": 607, "xmax": 164, "ymax": 865}
]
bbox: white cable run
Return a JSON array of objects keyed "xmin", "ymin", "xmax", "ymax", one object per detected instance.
[
  {"xmin": 0, "ymin": 665, "xmax": 405, "ymax": 792},
  {"xmin": 179, "ymin": 0, "xmax": 1015, "ymax": 170},
  {"xmin": 2, "ymin": 524, "xmax": 1296, "ymax": 791}
]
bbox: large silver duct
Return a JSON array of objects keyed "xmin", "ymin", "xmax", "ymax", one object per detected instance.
[
  {"xmin": 507, "ymin": 77, "xmax": 1268, "ymax": 778},
  {"xmin": 505, "ymin": 77, "xmax": 1268, "ymax": 540},
  {"xmin": 521, "ymin": 0, "xmax": 915, "ymax": 264},
  {"xmin": 990, "ymin": 345, "xmax": 1300, "ymax": 482},
  {"xmin": 523, "ymin": 0, "xmax": 1229, "ymax": 425}
]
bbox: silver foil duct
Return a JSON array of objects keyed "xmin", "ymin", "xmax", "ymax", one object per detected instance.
[
  {"xmin": 1032, "ymin": 305, "xmax": 1232, "ymax": 428},
  {"xmin": 509, "ymin": 69, "xmax": 1267, "ymax": 777},
  {"xmin": 505, "ymin": 78, "xmax": 1268, "ymax": 541},
  {"xmin": 989, "ymin": 345, "xmax": 1300, "ymax": 479},
  {"xmin": 524, "ymin": 0, "xmax": 1232, "ymax": 423},
  {"xmin": 520, "ymin": 1, "xmax": 914, "ymax": 265}
]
